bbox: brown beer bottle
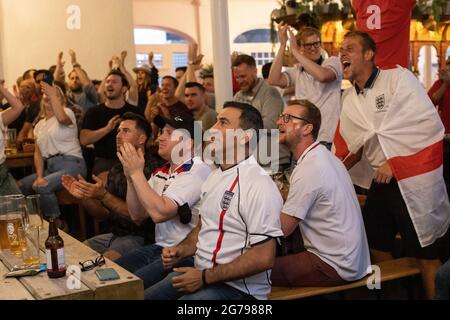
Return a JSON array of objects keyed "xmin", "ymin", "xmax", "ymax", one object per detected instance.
[{"xmin": 45, "ymin": 218, "xmax": 66, "ymax": 278}]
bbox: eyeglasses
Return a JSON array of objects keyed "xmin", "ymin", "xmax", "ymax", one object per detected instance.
[
  {"xmin": 279, "ymin": 113, "xmax": 310, "ymax": 124},
  {"xmin": 79, "ymin": 255, "xmax": 105, "ymax": 272},
  {"xmin": 302, "ymin": 41, "xmax": 321, "ymax": 50}
]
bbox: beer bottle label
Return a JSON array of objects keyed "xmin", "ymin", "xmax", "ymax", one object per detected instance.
[{"xmin": 46, "ymin": 248, "xmax": 65, "ymax": 271}]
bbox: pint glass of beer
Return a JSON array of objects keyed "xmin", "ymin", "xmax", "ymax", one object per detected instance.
[{"xmin": 0, "ymin": 195, "xmax": 27, "ymax": 255}]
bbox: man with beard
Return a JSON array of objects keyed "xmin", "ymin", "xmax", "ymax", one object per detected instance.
[
  {"xmin": 271, "ymin": 99, "xmax": 370, "ymax": 287},
  {"xmin": 80, "ymin": 70, "xmax": 142, "ymax": 179}
]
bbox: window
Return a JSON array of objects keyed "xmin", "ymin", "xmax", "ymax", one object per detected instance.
[
  {"xmin": 172, "ymin": 52, "xmax": 188, "ymax": 72},
  {"xmin": 251, "ymin": 52, "xmax": 274, "ymax": 66},
  {"xmin": 234, "ymin": 29, "xmax": 277, "ymax": 43},
  {"xmin": 136, "ymin": 53, "xmax": 163, "ymax": 68},
  {"xmin": 134, "ymin": 28, "xmax": 187, "ymax": 45}
]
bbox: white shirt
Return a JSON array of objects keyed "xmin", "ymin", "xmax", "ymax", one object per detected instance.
[
  {"xmin": 33, "ymin": 108, "xmax": 82, "ymax": 159},
  {"xmin": 195, "ymin": 156, "xmax": 283, "ymax": 300},
  {"xmin": 0, "ymin": 114, "xmax": 5, "ymax": 165},
  {"xmin": 283, "ymin": 56, "xmax": 343, "ymax": 143},
  {"xmin": 148, "ymin": 157, "xmax": 211, "ymax": 248},
  {"xmin": 346, "ymin": 68, "xmax": 397, "ymax": 170},
  {"xmin": 283, "ymin": 142, "xmax": 371, "ymax": 281}
]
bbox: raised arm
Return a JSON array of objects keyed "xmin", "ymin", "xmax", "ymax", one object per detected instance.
[
  {"xmin": 287, "ymin": 28, "xmax": 336, "ymax": 83},
  {"xmin": 175, "ymin": 43, "xmax": 204, "ymax": 101},
  {"xmin": 0, "ymin": 83, "xmax": 25, "ymax": 126},
  {"xmin": 41, "ymin": 83, "xmax": 72, "ymax": 126},
  {"xmin": 54, "ymin": 52, "xmax": 66, "ymax": 84},
  {"xmin": 68, "ymin": 49, "xmax": 94, "ymax": 88},
  {"xmin": 118, "ymin": 143, "xmax": 178, "ymax": 224},
  {"xmin": 118, "ymin": 51, "xmax": 139, "ymax": 105},
  {"xmin": 268, "ymin": 22, "xmax": 289, "ymax": 88}
]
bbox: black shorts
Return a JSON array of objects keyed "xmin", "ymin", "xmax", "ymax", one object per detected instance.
[{"xmin": 362, "ymin": 179, "xmax": 443, "ymax": 260}]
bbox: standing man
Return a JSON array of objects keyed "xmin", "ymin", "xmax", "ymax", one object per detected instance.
[
  {"xmin": 335, "ymin": 31, "xmax": 450, "ymax": 299},
  {"xmin": 80, "ymin": 70, "xmax": 142, "ymax": 179},
  {"xmin": 184, "ymin": 82, "xmax": 217, "ymax": 131},
  {"xmin": 233, "ymin": 54, "xmax": 290, "ymax": 170},
  {"xmin": 272, "ymin": 100, "xmax": 370, "ymax": 286},
  {"xmin": 268, "ymin": 25, "xmax": 343, "ymax": 150},
  {"xmin": 145, "ymin": 102, "xmax": 283, "ymax": 300}
]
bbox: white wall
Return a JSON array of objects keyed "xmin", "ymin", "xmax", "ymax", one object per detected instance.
[{"xmin": 0, "ymin": 0, "xmax": 136, "ymax": 87}]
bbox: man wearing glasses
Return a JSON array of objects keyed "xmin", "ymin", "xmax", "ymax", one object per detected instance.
[
  {"xmin": 271, "ymin": 99, "xmax": 370, "ymax": 287},
  {"xmin": 268, "ymin": 25, "xmax": 342, "ymax": 150}
]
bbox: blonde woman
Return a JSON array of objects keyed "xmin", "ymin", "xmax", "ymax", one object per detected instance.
[{"xmin": 18, "ymin": 82, "xmax": 86, "ymax": 219}]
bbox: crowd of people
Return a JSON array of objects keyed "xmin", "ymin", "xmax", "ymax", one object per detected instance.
[{"xmin": 1, "ymin": 1, "xmax": 450, "ymax": 300}]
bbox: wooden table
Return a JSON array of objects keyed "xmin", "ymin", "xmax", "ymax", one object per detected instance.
[
  {"xmin": 5, "ymin": 151, "xmax": 34, "ymax": 169},
  {"xmin": 0, "ymin": 222, "xmax": 144, "ymax": 300}
]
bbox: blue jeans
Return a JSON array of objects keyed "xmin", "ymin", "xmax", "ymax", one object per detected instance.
[
  {"xmin": 435, "ymin": 259, "xmax": 450, "ymax": 300},
  {"xmin": 115, "ymin": 243, "xmax": 194, "ymax": 289},
  {"xmin": 19, "ymin": 155, "xmax": 86, "ymax": 218},
  {"xmin": 145, "ymin": 271, "xmax": 256, "ymax": 300},
  {"xmin": 86, "ymin": 233, "xmax": 145, "ymax": 255}
]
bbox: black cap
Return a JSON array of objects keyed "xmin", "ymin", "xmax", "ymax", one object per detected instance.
[{"xmin": 154, "ymin": 113, "xmax": 196, "ymax": 139}]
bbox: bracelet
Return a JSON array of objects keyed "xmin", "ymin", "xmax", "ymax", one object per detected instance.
[{"xmin": 202, "ymin": 269, "xmax": 208, "ymax": 287}]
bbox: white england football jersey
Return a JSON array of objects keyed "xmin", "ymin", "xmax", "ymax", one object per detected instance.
[
  {"xmin": 195, "ymin": 156, "xmax": 283, "ymax": 300},
  {"xmin": 149, "ymin": 157, "xmax": 211, "ymax": 248}
]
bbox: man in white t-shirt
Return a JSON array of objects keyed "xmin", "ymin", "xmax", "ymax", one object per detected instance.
[
  {"xmin": 268, "ymin": 25, "xmax": 342, "ymax": 148},
  {"xmin": 115, "ymin": 112, "xmax": 211, "ymax": 291},
  {"xmin": 271, "ymin": 99, "xmax": 370, "ymax": 286},
  {"xmin": 145, "ymin": 101, "xmax": 283, "ymax": 300},
  {"xmin": 0, "ymin": 83, "xmax": 25, "ymax": 195}
]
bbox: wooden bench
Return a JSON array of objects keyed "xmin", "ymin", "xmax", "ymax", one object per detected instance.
[{"xmin": 269, "ymin": 257, "xmax": 421, "ymax": 300}]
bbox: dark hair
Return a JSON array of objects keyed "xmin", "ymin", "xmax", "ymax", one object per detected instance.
[
  {"xmin": 287, "ymin": 99, "xmax": 321, "ymax": 140},
  {"xmin": 175, "ymin": 66, "xmax": 187, "ymax": 73},
  {"xmin": 185, "ymin": 82, "xmax": 205, "ymax": 93},
  {"xmin": 223, "ymin": 101, "xmax": 263, "ymax": 142},
  {"xmin": 92, "ymin": 80, "xmax": 102, "ymax": 86},
  {"xmin": 107, "ymin": 69, "xmax": 130, "ymax": 88},
  {"xmin": 262, "ymin": 62, "xmax": 272, "ymax": 79},
  {"xmin": 22, "ymin": 69, "xmax": 37, "ymax": 80},
  {"xmin": 120, "ymin": 112, "xmax": 152, "ymax": 140},
  {"xmin": 48, "ymin": 65, "xmax": 57, "ymax": 76},
  {"xmin": 232, "ymin": 54, "xmax": 256, "ymax": 68},
  {"xmin": 344, "ymin": 31, "xmax": 377, "ymax": 55},
  {"xmin": 162, "ymin": 75, "xmax": 179, "ymax": 88}
]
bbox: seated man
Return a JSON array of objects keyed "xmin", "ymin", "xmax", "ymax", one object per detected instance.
[
  {"xmin": 271, "ymin": 100, "xmax": 370, "ymax": 286},
  {"xmin": 145, "ymin": 102, "xmax": 283, "ymax": 300},
  {"xmin": 62, "ymin": 112, "xmax": 164, "ymax": 260},
  {"xmin": 115, "ymin": 112, "xmax": 211, "ymax": 291}
]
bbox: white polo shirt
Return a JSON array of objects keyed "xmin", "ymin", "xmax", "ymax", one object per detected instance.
[
  {"xmin": 283, "ymin": 142, "xmax": 371, "ymax": 281},
  {"xmin": 0, "ymin": 114, "xmax": 6, "ymax": 165},
  {"xmin": 34, "ymin": 108, "xmax": 83, "ymax": 159},
  {"xmin": 195, "ymin": 156, "xmax": 283, "ymax": 300},
  {"xmin": 149, "ymin": 157, "xmax": 211, "ymax": 248},
  {"xmin": 283, "ymin": 56, "xmax": 343, "ymax": 143}
]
